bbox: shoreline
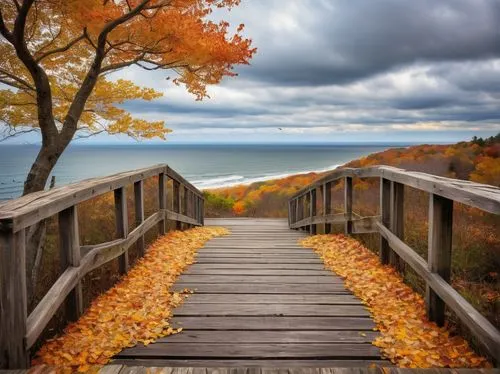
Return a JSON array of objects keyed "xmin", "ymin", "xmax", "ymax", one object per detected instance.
[{"xmin": 199, "ymin": 164, "xmax": 340, "ymax": 191}]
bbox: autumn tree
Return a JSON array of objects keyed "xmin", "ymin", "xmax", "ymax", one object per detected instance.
[
  {"xmin": 0, "ymin": 0, "xmax": 255, "ymax": 303},
  {"xmin": 0, "ymin": 0, "xmax": 255, "ymax": 195}
]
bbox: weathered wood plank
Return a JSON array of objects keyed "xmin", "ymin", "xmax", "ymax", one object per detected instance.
[
  {"xmin": 156, "ymin": 330, "xmax": 378, "ymax": 343},
  {"xmin": 379, "ymin": 178, "xmax": 391, "ymax": 265},
  {"xmin": 134, "ymin": 180, "xmax": 145, "ymax": 256},
  {"xmin": 114, "ymin": 187, "xmax": 129, "ymax": 274},
  {"xmin": 117, "ymin": 343, "xmax": 381, "ymax": 359},
  {"xmin": 182, "ymin": 294, "xmax": 361, "ymax": 304},
  {"xmin": 158, "ymin": 173, "xmax": 167, "ymax": 235},
  {"xmin": 184, "ymin": 263, "xmax": 327, "ymax": 270},
  {"xmin": 109, "ymin": 360, "xmax": 394, "ymax": 368},
  {"xmin": 344, "ymin": 176, "xmax": 353, "ymax": 234},
  {"xmin": 195, "ymin": 253, "xmax": 319, "ymax": 259},
  {"xmin": 193, "ymin": 258, "xmax": 323, "ymax": 264},
  {"xmin": 426, "ymin": 193, "xmax": 453, "ymax": 326},
  {"xmin": 183, "ymin": 269, "xmax": 332, "ymax": 276},
  {"xmin": 173, "ymin": 180, "xmax": 181, "ymax": 230},
  {"xmin": 289, "ymin": 165, "xmax": 500, "ymax": 215},
  {"xmin": 58, "ymin": 206, "xmax": 83, "ymax": 322},
  {"xmin": 0, "ymin": 228, "xmax": 28, "ymax": 369},
  {"xmin": 172, "ymin": 283, "xmax": 350, "ymax": 294},
  {"xmin": 177, "ymin": 275, "xmax": 344, "ymax": 284},
  {"xmin": 389, "ymin": 181, "xmax": 404, "ymax": 271},
  {"xmin": 173, "ymin": 304, "xmax": 370, "ymax": 317}
]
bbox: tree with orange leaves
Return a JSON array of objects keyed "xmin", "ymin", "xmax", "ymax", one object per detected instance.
[{"xmin": 0, "ymin": 0, "xmax": 255, "ymax": 194}]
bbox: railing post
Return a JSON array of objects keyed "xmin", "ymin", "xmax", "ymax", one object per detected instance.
[
  {"xmin": 201, "ymin": 195, "xmax": 205, "ymax": 226},
  {"xmin": 323, "ymin": 182, "xmax": 332, "ymax": 234},
  {"xmin": 301, "ymin": 195, "xmax": 306, "ymax": 231},
  {"xmin": 114, "ymin": 187, "xmax": 129, "ymax": 274},
  {"xmin": 134, "ymin": 180, "xmax": 145, "ymax": 256},
  {"xmin": 173, "ymin": 180, "xmax": 181, "ymax": 230},
  {"xmin": 0, "ymin": 226, "xmax": 28, "ymax": 369},
  {"xmin": 310, "ymin": 188, "xmax": 317, "ymax": 235},
  {"xmin": 59, "ymin": 206, "xmax": 83, "ymax": 322},
  {"xmin": 183, "ymin": 186, "xmax": 189, "ymax": 229},
  {"xmin": 380, "ymin": 177, "xmax": 391, "ymax": 264},
  {"xmin": 390, "ymin": 182, "xmax": 405, "ymax": 272},
  {"xmin": 294, "ymin": 198, "xmax": 299, "ymax": 230},
  {"xmin": 344, "ymin": 177, "xmax": 353, "ymax": 235},
  {"xmin": 158, "ymin": 173, "xmax": 167, "ymax": 235},
  {"xmin": 288, "ymin": 200, "xmax": 292, "ymax": 227},
  {"xmin": 426, "ymin": 193, "xmax": 453, "ymax": 326}
]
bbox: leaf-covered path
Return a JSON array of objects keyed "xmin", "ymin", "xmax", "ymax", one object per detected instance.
[
  {"xmin": 114, "ymin": 218, "xmax": 389, "ymax": 367},
  {"xmin": 33, "ymin": 227, "xmax": 228, "ymax": 372}
]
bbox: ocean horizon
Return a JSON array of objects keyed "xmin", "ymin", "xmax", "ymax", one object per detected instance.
[{"xmin": 0, "ymin": 142, "xmax": 413, "ymax": 200}]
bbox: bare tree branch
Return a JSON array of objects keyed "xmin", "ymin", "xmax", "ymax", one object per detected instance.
[
  {"xmin": 0, "ymin": 68, "xmax": 35, "ymax": 90},
  {"xmin": 35, "ymin": 33, "xmax": 85, "ymax": 62}
]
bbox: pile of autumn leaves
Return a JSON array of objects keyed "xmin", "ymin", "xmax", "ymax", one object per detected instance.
[
  {"xmin": 33, "ymin": 227, "xmax": 228, "ymax": 372},
  {"xmin": 301, "ymin": 235, "xmax": 491, "ymax": 368}
]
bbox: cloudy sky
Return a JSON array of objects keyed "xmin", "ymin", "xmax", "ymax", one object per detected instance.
[{"xmin": 11, "ymin": 0, "xmax": 500, "ymax": 143}]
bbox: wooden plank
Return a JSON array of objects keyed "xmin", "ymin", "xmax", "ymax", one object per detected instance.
[
  {"xmin": 155, "ymin": 330, "xmax": 378, "ymax": 343},
  {"xmin": 114, "ymin": 187, "xmax": 129, "ymax": 274},
  {"xmin": 0, "ymin": 228, "xmax": 28, "ymax": 369},
  {"xmin": 185, "ymin": 263, "xmax": 327, "ymax": 270},
  {"xmin": 379, "ymin": 178, "xmax": 391, "ymax": 265},
  {"xmin": 173, "ymin": 180, "xmax": 182, "ymax": 230},
  {"xmin": 110, "ymin": 359, "xmax": 393, "ymax": 368},
  {"xmin": 173, "ymin": 304, "xmax": 370, "ymax": 317},
  {"xmin": 182, "ymin": 294, "xmax": 361, "ymax": 304},
  {"xmin": 172, "ymin": 283, "xmax": 350, "ymax": 294},
  {"xmin": 134, "ymin": 180, "xmax": 145, "ymax": 257},
  {"xmin": 426, "ymin": 193, "xmax": 453, "ymax": 326},
  {"xmin": 177, "ymin": 275, "xmax": 343, "ymax": 284},
  {"xmin": 167, "ymin": 211, "xmax": 201, "ymax": 227},
  {"xmin": 183, "ymin": 269, "xmax": 332, "ymax": 276},
  {"xmin": 310, "ymin": 188, "xmax": 317, "ymax": 235},
  {"xmin": 344, "ymin": 176, "xmax": 353, "ymax": 234},
  {"xmin": 158, "ymin": 172, "xmax": 167, "ymax": 235},
  {"xmin": 390, "ymin": 182, "xmax": 404, "ymax": 272},
  {"xmin": 193, "ymin": 258, "xmax": 323, "ymax": 264},
  {"xmin": 58, "ymin": 206, "xmax": 83, "ymax": 322},
  {"xmin": 97, "ymin": 365, "xmax": 123, "ymax": 374},
  {"xmin": 195, "ymin": 253, "xmax": 319, "ymax": 259},
  {"xmin": 289, "ymin": 165, "xmax": 500, "ymax": 215},
  {"xmin": 324, "ymin": 182, "xmax": 332, "ymax": 234},
  {"xmin": 0, "ymin": 164, "xmax": 169, "ymax": 232},
  {"xmin": 198, "ymin": 249, "xmax": 315, "ymax": 254},
  {"xmin": 116, "ymin": 343, "xmax": 381, "ymax": 359}
]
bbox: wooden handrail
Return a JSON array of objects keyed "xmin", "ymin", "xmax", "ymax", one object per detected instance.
[
  {"xmin": 0, "ymin": 165, "xmax": 204, "ymax": 369},
  {"xmin": 287, "ymin": 166, "xmax": 500, "ymax": 363}
]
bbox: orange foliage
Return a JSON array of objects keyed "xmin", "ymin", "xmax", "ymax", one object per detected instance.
[
  {"xmin": 1, "ymin": 0, "xmax": 256, "ymax": 139},
  {"xmin": 302, "ymin": 235, "xmax": 491, "ymax": 368},
  {"xmin": 33, "ymin": 227, "xmax": 228, "ymax": 372}
]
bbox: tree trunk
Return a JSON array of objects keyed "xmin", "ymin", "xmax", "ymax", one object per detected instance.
[
  {"xmin": 23, "ymin": 142, "xmax": 67, "ymax": 306},
  {"xmin": 23, "ymin": 143, "xmax": 63, "ymax": 195}
]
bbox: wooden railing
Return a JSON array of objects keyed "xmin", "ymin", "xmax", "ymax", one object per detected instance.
[
  {"xmin": 288, "ymin": 166, "xmax": 500, "ymax": 363},
  {"xmin": 0, "ymin": 164, "xmax": 204, "ymax": 369}
]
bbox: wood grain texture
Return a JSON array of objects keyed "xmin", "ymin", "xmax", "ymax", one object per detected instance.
[{"xmin": 115, "ymin": 218, "xmax": 384, "ymax": 366}]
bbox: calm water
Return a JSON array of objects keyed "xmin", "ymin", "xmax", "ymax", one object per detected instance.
[{"xmin": 0, "ymin": 143, "xmax": 407, "ymax": 200}]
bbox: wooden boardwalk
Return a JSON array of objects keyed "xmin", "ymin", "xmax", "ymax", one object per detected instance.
[{"xmin": 114, "ymin": 218, "xmax": 388, "ymax": 367}]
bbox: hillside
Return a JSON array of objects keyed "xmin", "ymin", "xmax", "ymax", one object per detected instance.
[
  {"xmin": 204, "ymin": 133, "xmax": 500, "ymax": 217},
  {"xmin": 204, "ymin": 134, "xmax": 500, "ymax": 335}
]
